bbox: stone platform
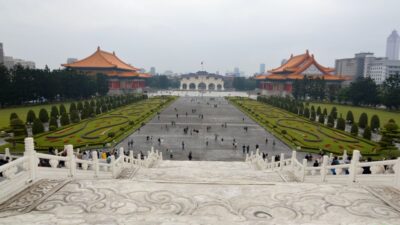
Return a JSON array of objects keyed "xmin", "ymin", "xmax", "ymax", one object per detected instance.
[{"xmin": 1, "ymin": 160, "xmax": 399, "ymax": 225}]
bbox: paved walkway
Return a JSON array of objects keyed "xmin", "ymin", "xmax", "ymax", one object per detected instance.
[{"xmin": 116, "ymin": 97, "xmax": 297, "ymax": 161}]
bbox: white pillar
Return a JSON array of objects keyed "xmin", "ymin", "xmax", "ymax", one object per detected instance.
[
  {"xmin": 110, "ymin": 155, "xmax": 116, "ymax": 178},
  {"xmin": 280, "ymin": 153, "xmax": 284, "ymax": 170},
  {"xmin": 66, "ymin": 145, "xmax": 75, "ymax": 178},
  {"xmin": 129, "ymin": 150, "xmax": 134, "ymax": 166},
  {"xmin": 119, "ymin": 147, "xmax": 124, "ymax": 161},
  {"xmin": 321, "ymin": 155, "xmax": 329, "ymax": 182},
  {"xmin": 291, "ymin": 151, "xmax": 297, "ymax": 169},
  {"xmin": 92, "ymin": 151, "xmax": 99, "ymax": 178},
  {"xmin": 348, "ymin": 150, "xmax": 360, "ymax": 184},
  {"xmin": 301, "ymin": 158, "xmax": 307, "ymax": 182},
  {"xmin": 24, "ymin": 137, "xmax": 37, "ymax": 181},
  {"xmin": 394, "ymin": 157, "xmax": 400, "ymax": 188}
]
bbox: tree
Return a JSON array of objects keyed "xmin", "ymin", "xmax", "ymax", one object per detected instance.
[
  {"xmin": 358, "ymin": 113, "xmax": 368, "ymax": 129},
  {"xmin": 96, "ymin": 73, "xmax": 109, "ymax": 95},
  {"xmin": 310, "ymin": 109, "xmax": 316, "ymax": 121},
  {"xmin": 316, "ymin": 106, "xmax": 321, "ymax": 116},
  {"xmin": 32, "ymin": 118, "xmax": 45, "ymax": 135},
  {"xmin": 9, "ymin": 112, "xmax": 19, "ymax": 121},
  {"xmin": 330, "ymin": 107, "xmax": 337, "ymax": 120},
  {"xmin": 59, "ymin": 104, "xmax": 67, "ymax": 115},
  {"xmin": 51, "ymin": 106, "xmax": 59, "ymax": 118},
  {"xmin": 39, "ymin": 108, "xmax": 49, "ymax": 123},
  {"xmin": 346, "ymin": 110, "xmax": 354, "ymax": 124},
  {"xmin": 370, "ymin": 115, "xmax": 380, "ymax": 132},
  {"xmin": 379, "ymin": 121, "xmax": 399, "ymax": 147},
  {"xmin": 350, "ymin": 123, "xmax": 359, "ymax": 136},
  {"xmin": 77, "ymin": 102, "xmax": 84, "ymax": 112},
  {"xmin": 70, "ymin": 110, "xmax": 80, "ymax": 123},
  {"xmin": 381, "ymin": 73, "xmax": 400, "ymax": 109},
  {"xmin": 363, "ymin": 126, "xmax": 372, "ymax": 140},
  {"xmin": 60, "ymin": 113, "xmax": 70, "ymax": 126},
  {"xmin": 336, "ymin": 117, "xmax": 346, "ymax": 131},
  {"xmin": 10, "ymin": 118, "xmax": 26, "ymax": 136},
  {"xmin": 322, "ymin": 108, "xmax": 327, "ymax": 117},
  {"xmin": 304, "ymin": 107, "xmax": 310, "ymax": 118},
  {"xmin": 26, "ymin": 110, "xmax": 36, "ymax": 124},
  {"xmin": 348, "ymin": 77, "xmax": 379, "ymax": 106},
  {"xmin": 327, "ymin": 115, "xmax": 334, "ymax": 127},
  {"xmin": 318, "ymin": 115, "xmax": 325, "ymax": 124},
  {"xmin": 49, "ymin": 117, "xmax": 58, "ymax": 129},
  {"xmin": 69, "ymin": 103, "xmax": 77, "ymax": 113}
]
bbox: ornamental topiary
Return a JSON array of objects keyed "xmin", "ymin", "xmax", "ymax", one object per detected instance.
[
  {"xmin": 346, "ymin": 110, "xmax": 354, "ymax": 124},
  {"xmin": 350, "ymin": 123, "xmax": 359, "ymax": 136},
  {"xmin": 358, "ymin": 112, "xmax": 368, "ymax": 129},
  {"xmin": 363, "ymin": 126, "xmax": 372, "ymax": 140},
  {"xmin": 39, "ymin": 108, "xmax": 49, "ymax": 123},
  {"xmin": 370, "ymin": 115, "xmax": 380, "ymax": 131},
  {"xmin": 336, "ymin": 117, "xmax": 346, "ymax": 131},
  {"xmin": 32, "ymin": 118, "xmax": 45, "ymax": 135},
  {"xmin": 26, "ymin": 110, "xmax": 36, "ymax": 124}
]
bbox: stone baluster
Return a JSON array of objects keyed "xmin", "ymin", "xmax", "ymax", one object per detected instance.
[
  {"xmin": 110, "ymin": 155, "xmax": 117, "ymax": 178},
  {"xmin": 4, "ymin": 148, "xmax": 11, "ymax": 160},
  {"xmin": 24, "ymin": 137, "xmax": 37, "ymax": 182},
  {"xmin": 137, "ymin": 153, "xmax": 141, "ymax": 165},
  {"xmin": 119, "ymin": 147, "xmax": 124, "ymax": 162},
  {"xmin": 348, "ymin": 150, "xmax": 360, "ymax": 184},
  {"xmin": 271, "ymin": 156, "xmax": 275, "ymax": 170},
  {"xmin": 301, "ymin": 158, "xmax": 307, "ymax": 182},
  {"xmin": 129, "ymin": 151, "xmax": 134, "ymax": 165},
  {"xmin": 92, "ymin": 151, "xmax": 99, "ymax": 178},
  {"xmin": 320, "ymin": 155, "xmax": 329, "ymax": 182},
  {"xmin": 342, "ymin": 150, "xmax": 348, "ymax": 161},
  {"xmin": 291, "ymin": 151, "xmax": 297, "ymax": 170},
  {"xmin": 280, "ymin": 153, "xmax": 284, "ymax": 170},
  {"xmin": 394, "ymin": 157, "xmax": 400, "ymax": 188},
  {"xmin": 66, "ymin": 145, "xmax": 76, "ymax": 178}
]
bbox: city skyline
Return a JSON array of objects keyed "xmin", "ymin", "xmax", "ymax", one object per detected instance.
[{"xmin": 1, "ymin": 0, "xmax": 400, "ymax": 75}]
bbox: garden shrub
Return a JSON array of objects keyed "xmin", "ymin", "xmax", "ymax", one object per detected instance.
[
  {"xmin": 350, "ymin": 123, "xmax": 359, "ymax": 136},
  {"xmin": 327, "ymin": 115, "xmax": 334, "ymax": 128},
  {"xmin": 318, "ymin": 115, "xmax": 325, "ymax": 124},
  {"xmin": 51, "ymin": 106, "xmax": 59, "ymax": 118},
  {"xmin": 363, "ymin": 126, "xmax": 372, "ymax": 140},
  {"xmin": 9, "ymin": 112, "xmax": 19, "ymax": 121},
  {"xmin": 60, "ymin": 113, "xmax": 70, "ymax": 126},
  {"xmin": 336, "ymin": 118, "xmax": 346, "ymax": 131},
  {"xmin": 70, "ymin": 110, "xmax": 80, "ymax": 123},
  {"xmin": 26, "ymin": 110, "xmax": 36, "ymax": 124},
  {"xmin": 304, "ymin": 108, "xmax": 310, "ymax": 118},
  {"xmin": 39, "ymin": 108, "xmax": 49, "ymax": 123},
  {"xmin": 108, "ymin": 132, "xmax": 115, "ymax": 138},
  {"xmin": 69, "ymin": 103, "xmax": 77, "ymax": 113},
  {"xmin": 346, "ymin": 110, "xmax": 354, "ymax": 124},
  {"xmin": 316, "ymin": 106, "xmax": 321, "ymax": 116},
  {"xmin": 120, "ymin": 127, "xmax": 125, "ymax": 131},
  {"xmin": 322, "ymin": 108, "xmax": 328, "ymax": 116},
  {"xmin": 281, "ymin": 130, "xmax": 287, "ymax": 135},
  {"xmin": 370, "ymin": 115, "xmax": 380, "ymax": 131},
  {"xmin": 49, "ymin": 125, "xmax": 57, "ymax": 131},
  {"xmin": 59, "ymin": 104, "xmax": 67, "ymax": 115},
  {"xmin": 49, "ymin": 117, "xmax": 58, "ymax": 128},
  {"xmin": 10, "ymin": 118, "xmax": 26, "ymax": 136},
  {"xmin": 32, "ymin": 118, "xmax": 45, "ymax": 135},
  {"xmin": 358, "ymin": 112, "xmax": 368, "ymax": 129}
]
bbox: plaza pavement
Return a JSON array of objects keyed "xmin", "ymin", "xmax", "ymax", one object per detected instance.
[{"xmin": 116, "ymin": 96, "xmax": 305, "ymax": 161}]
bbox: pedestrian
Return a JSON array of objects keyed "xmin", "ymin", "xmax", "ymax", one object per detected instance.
[
  {"xmin": 182, "ymin": 141, "xmax": 185, "ymax": 150},
  {"xmin": 206, "ymin": 138, "xmax": 209, "ymax": 147},
  {"xmin": 246, "ymin": 145, "xmax": 250, "ymax": 154},
  {"xmin": 188, "ymin": 151, "xmax": 192, "ymax": 161},
  {"xmin": 242, "ymin": 145, "xmax": 246, "ymax": 154},
  {"xmin": 272, "ymin": 140, "xmax": 276, "ymax": 148},
  {"xmin": 255, "ymin": 144, "xmax": 259, "ymax": 149},
  {"xmin": 265, "ymin": 137, "xmax": 268, "ymax": 144},
  {"xmin": 170, "ymin": 150, "xmax": 173, "ymax": 159}
]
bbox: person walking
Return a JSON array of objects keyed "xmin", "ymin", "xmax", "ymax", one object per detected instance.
[
  {"xmin": 242, "ymin": 145, "xmax": 246, "ymax": 154},
  {"xmin": 246, "ymin": 145, "xmax": 250, "ymax": 154},
  {"xmin": 182, "ymin": 141, "xmax": 185, "ymax": 150},
  {"xmin": 188, "ymin": 151, "xmax": 192, "ymax": 161}
]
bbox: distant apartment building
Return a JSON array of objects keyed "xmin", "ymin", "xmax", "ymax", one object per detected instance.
[
  {"xmin": 386, "ymin": 30, "xmax": 400, "ymax": 60},
  {"xmin": 3, "ymin": 56, "xmax": 35, "ymax": 69},
  {"xmin": 0, "ymin": 43, "xmax": 4, "ymax": 64},
  {"xmin": 149, "ymin": 67, "xmax": 156, "ymax": 75},
  {"xmin": 335, "ymin": 52, "xmax": 400, "ymax": 84}
]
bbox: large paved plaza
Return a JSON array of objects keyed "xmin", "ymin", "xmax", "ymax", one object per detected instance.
[{"xmin": 116, "ymin": 96, "xmax": 296, "ymax": 161}]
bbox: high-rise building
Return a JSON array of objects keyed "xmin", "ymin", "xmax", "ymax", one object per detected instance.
[
  {"xmin": 386, "ymin": 30, "xmax": 400, "ymax": 60},
  {"xmin": 335, "ymin": 52, "xmax": 374, "ymax": 79},
  {"xmin": 233, "ymin": 67, "xmax": 240, "ymax": 77},
  {"xmin": 0, "ymin": 43, "xmax": 4, "ymax": 64},
  {"xmin": 150, "ymin": 67, "xmax": 156, "ymax": 75},
  {"xmin": 259, "ymin": 63, "xmax": 265, "ymax": 74},
  {"xmin": 3, "ymin": 56, "xmax": 35, "ymax": 69}
]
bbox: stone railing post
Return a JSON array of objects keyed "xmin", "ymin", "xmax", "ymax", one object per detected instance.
[
  {"xmin": 110, "ymin": 155, "xmax": 116, "ymax": 178},
  {"xmin": 66, "ymin": 145, "xmax": 76, "ymax": 178},
  {"xmin": 129, "ymin": 150, "xmax": 134, "ymax": 166},
  {"xmin": 280, "ymin": 153, "xmax": 284, "ymax": 171},
  {"xmin": 271, "ymin": 157, "xmax": 275, "ymax": 170},
  {"xmin": 4, "ymin": 148, "xmax": 11, "ymax": 160},
  {"xmin": 301, "ymin": 158, "xmax": 307, "ymax": 182},
  {"xmin": 24, "ymin": 137, "xmax": 37, "ymax": 182},
  {"xmin": 92, "ymin": 151, "xmax": 99, "ymax": 178},
  {"xmin": 291, "ymin": 151, "xmax": 297, "ymax": 170},
  {"xmin": 321, "ymin": 155, "xmax": 329, "ymax": 182},
  {"xmin": 394, "ymin": 157, "xmax": 400, "ymax": 188},
  {"xmin": 342, "ymin": 150, "xmax": 348, "ymax": 161},
  {"xmin": 348, "ymin": 150, "xmax": 360, "ymax": 184},
  {"xmin": 119, "ymin": 147, "xmax": 124, "ymax": 163},
  {"xmin": 137, "ymin": 153, "xmax": 141, "ymax": 166}
]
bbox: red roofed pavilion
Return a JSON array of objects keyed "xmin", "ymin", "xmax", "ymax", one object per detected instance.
[
  {"xmin": 256, "ymin": 50, "xmax": 347, "ymax": 96},
  {"xmin": 62, "ymin": 47, "xmax": 150, "ymax": 95}
]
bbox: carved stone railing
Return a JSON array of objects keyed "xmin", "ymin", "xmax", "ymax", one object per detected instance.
[
  {"xmin": 247, "ymin": 149, "xmax": 400, "ymax": 188},
  {"xmin": 0, "ymin": 137, "xmax": 163, "ymax": 204}
]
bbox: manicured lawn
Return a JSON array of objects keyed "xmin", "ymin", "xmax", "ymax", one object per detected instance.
[
  {"xmin": 0, "ymin": 102, "xmax": 72, "ymax": 130},
  {"xmin": 228, "ymin": 97, "xmax": 397, "ymax": 159},
  {"xmin": 1, "ymin": 96, "xmax": 176, "ymax": 153},
  {"xmin": 306, "ymin": 102, "xmax": 400, "ymax": 127}
]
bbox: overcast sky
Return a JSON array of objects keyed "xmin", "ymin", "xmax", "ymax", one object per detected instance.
[{"xmin": 1, "ymin": 0, "xmax": 399, "ymax": 75}]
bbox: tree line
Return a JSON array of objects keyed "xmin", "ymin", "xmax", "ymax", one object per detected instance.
[
  {"xmin": 291, "ymin": 74, "xmax": 400, "ymax": 109},
  {"xmin": 8, "ymin": 95, "xmax": 147, "ymax": 138},
  {"xmin": 0, "ymin": 64, "xmax": 109, "ymax": 107}
]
